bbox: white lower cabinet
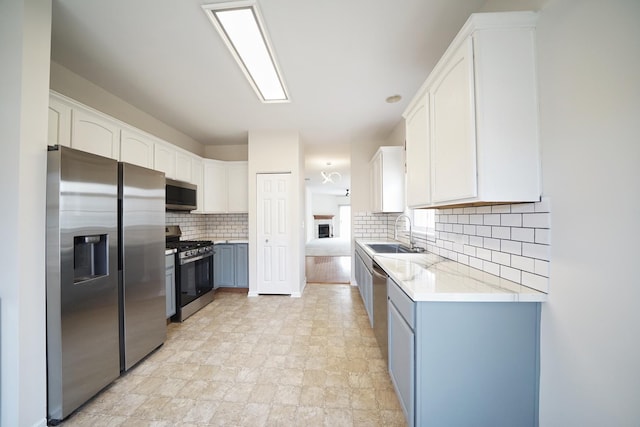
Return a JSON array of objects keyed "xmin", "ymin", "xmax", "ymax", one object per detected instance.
[
  {"xmin": 387, "ymin": 277, "xmax": 541, "ymax": 427},
  {"xmin": 165, "ymin": 253, "xmax": 176, "ymax": 318}
]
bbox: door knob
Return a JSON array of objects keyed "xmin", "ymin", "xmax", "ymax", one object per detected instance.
[{"xmin": 265, "ymin": 239, "xmax": 269, "ymax": 243}]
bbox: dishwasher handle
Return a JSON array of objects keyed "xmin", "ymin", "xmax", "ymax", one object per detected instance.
[{"xmin": 372, "ymin": 261, "xmax": 388, "ymax": 280}]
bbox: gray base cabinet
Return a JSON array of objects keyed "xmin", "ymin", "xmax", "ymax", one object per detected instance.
[
  {"xmin": 354, "ymin": 250, "xmax": 373, "ymax": 326},
  {"xmin": 165, "ymin": 253, "xmax": 176, "ymax": 318},
  {"xmin": 214, "ymin": 243, "xmax": 248, "ymax": 288},
  {"xmin": 388, "ymin": 277, "xmax": 540, "ymax": 427}
]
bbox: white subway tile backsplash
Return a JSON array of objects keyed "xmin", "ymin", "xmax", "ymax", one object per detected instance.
[
  {"xmin": 464, "ymin": 224, "xmax": 477, "ymax": 235},
  {"xmin": 534, "ymin": 197, "xmax": 551, "ymax": 213},
  {"xmin": 523, "ymin": 242, "xmax": 550, "ymax": 261},
  {"xmin": 535, "ymin": 259, "xmax": 550, "ymax": 277},
  {"xmin": 470, "ymin": 214, "xmax": 483, "ymax": 225},
  {"xmin": 463, "ymin": 207, "xmax": 476, "ymax": 214},
  {"xmin": 501, "ymin": 265, "xmax": 521, "ymax": 283},
  {"xmin": 511, "ymin": 227, "xmax": 535, "ymax": 243},
  {"xmin": 535, "ymin": 229, "xmax": 551, "ymax": 245},
  {"xmin": 501, "ymin": 213, "xmax": 522, "ymax": 227},
  {"xmin": 511, "ymin": 203, "xmax": 535, "ymax": 213},
  {"xmin": 477, "ymin": 225, "xmax": 492, "ymax": 237},
  {"xmin": 501, "ymin": 240, "xmax": 522, "ymax": 255},
  {"xmin": 491, "ymin": 226, "xmax": 510, "ymax": 239},
  {"xmin": 492, "ymin": 204, "xmax": 511, "ymax": 214},
  {"xmin": 483, "ymin": 260, "xmax": 500, "ymax": 276},
  {"xmin": 476, "ymin": 247, "xmax": 492, "ymax": 261},
  {"xmin": 511, "ymin": 255, "xmax": 535, "ymax": 273},
  {"xmin": 523, "ymin": 213, "xmax": 551, "ymax": 228},
  {"xmin": 492, "ymin": 251, "xmax": 511, "ymax": 266},
  {"xmin": 477, "ymin": 206, "xmax": 492, "ymax": 214},
  {"xmin": 483, "ymin": 238, "xmax": 500, "ymax": 251},
  {"xmin": 469, "ymin": 257, "xmax": 483, "ymax": 270},
  {"xmin": 463, "ymin": 245, "xmax": 476, "ymax": 257},
  {"xmin": 469, "ymin": 236, "xmax": 483, "ymax": 247},
  {"xmin": 522, "ymin": 272, "xmax": 548, "ymax": 293},
  {"xmin": 458, "ymin": 214, "xmax": 470, "ymax": 224},
  {"xmin": 483, "ymin": 214, "xmax": 500, "ymax": 226}
]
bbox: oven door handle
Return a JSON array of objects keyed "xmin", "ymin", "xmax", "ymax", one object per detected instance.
[{"xmin": 180, "ymin": 253, "xmax": 213, "ymax": 265}]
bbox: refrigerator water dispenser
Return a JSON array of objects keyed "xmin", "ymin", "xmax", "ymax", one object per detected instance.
[{"xmin": 73, "ymin": 234, "xmax": 108, "ymax": 283}]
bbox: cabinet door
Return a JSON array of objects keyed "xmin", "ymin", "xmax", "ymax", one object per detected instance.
[
  {"xmin": 154, "ymin": 143, "xmax": 176, "ymax": 179},
  {"xmin": 235, "ymin": 244, "xmax": 249, "ymax": 288},
  {"xmin": 71, "ymin": 108, "xmax": 121, "ymax": 159},
  {"xmin": 431, "ymin": 38, "xmax": 477, "ymax": 203},
  {"xmin": 204, "ymin": 160, "xmax": 227, "ymax": 213},
  {"xmin": 370, "ymin": 153, "xmax": 382, "ymax": 212},
  {"xmin": 175, "ymin": 151, "xmax": 193, "ymax": 183},
  {"xmin": 388, "ymin": 300, "xmax": 415, "ymax": 426},
  {"xmin": 405, "ymin": 93, "xmax": 431, "ymax": 207},
  {"xmin": 213, "ymin": 244, "xmax": 235, "ymax": 288},
  {"xmin": 120, "ymin": 128, "xmax": 154, "ymax": 168},
  {"xmin": 191, "ymin": 158, "xmax": 205, "ymax": 213},
  {"xmin": 227, "ymin": 162, "xmax": 248, "ymax": 213},
  {"xmin": 48, "ymin": 96, "xmax": 71, "ymax": 148}
]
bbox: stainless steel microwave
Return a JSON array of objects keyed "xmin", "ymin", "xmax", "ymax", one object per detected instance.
[{"xmin": 166, "ymin": 178, "xmax": 197, "ymax": 211}]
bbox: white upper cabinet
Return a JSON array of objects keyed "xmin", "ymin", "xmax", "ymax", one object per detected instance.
[
  {"xmin": 71, "ymin": 108, "xmax": 121, "ymax": 160},
  {"xmin": 203, "ymin": 159, "xmax": 227, "ymax": 213},
  {"xmin": 120, "ymin": 128, "xmax": 155, "ymax": 169},
  {"xmin": 175, "ymin": 151, "xmax": 193, "ymax": 183},
  {"xmin": 370, "ymin": 146, "xmax": 405, "ymax": 213},
  {"xmin": 191, "ymin": 158, "xmax": 204, "ymax": 213},
  {"xmin": 154, "ymin": 142, "xmax": 176, "ymax": 180},
  {"xmin": 227, "ymin": 162, "xmax": 248, "ymax": 213},
  {"xmin": 431, "ymin": 38, "xmax": 477, "ymax": 203},
  {"xmin": 202, "ymin": 160, "xmax": 248, "ymax": 214},
  {"xmin": 404, "ymin": 92, "xmax": 431, "ymax": 208},
  {"xmin": 403, "ymin": 12, "xmax": 541, "ymax": 208},
  {"xmin": 48, "ymin": 96, "xmax": 71, "ymax": 148}
]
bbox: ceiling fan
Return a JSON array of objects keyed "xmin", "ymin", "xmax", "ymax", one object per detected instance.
[{"xmin": 321, "ymin": 171, "xmax": 342, "ymax": 184}]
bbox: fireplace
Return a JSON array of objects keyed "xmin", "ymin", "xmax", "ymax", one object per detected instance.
[
  {"xmin": 313, "ymin": 214, "xmax": 334, "ymax": 239},
  {"xmin": 318, "ymin": 224, "xmax": 330, "ymax": 238}
]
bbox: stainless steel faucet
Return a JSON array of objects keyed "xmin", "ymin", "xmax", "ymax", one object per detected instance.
[{"xmin": 394, "ymin": 214, "xmax": 413, "ymax": 248}]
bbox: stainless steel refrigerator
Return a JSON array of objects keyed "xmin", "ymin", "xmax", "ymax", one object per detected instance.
[
  {"xmin": 46, "ymin": 146, "xmax": 166, "ymax": 423},
  {"xmin": 118, "ymin": 161, "xmax": 166, "ymax": 371}
]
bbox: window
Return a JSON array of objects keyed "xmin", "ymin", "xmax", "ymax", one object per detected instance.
[{"xmin": 409, "ymin": 208, "xmax": 435, "ymax": 240}]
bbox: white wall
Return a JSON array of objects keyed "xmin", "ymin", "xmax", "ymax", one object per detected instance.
[
  {"xmin": 50, "ymin": 61, "xmax": 205, "ymax": 157},
  {"xmin": 0, "ymin": 1, "xmax": 50, "ymax": 426},
  {"xmin": 533, "ymin": 0, "xmax": 640, "ymax": 424},
  {"xmin": 204, "ymin": 144, "xmax": 248, "ymax": 161},
  {"xmin": 247, "ymin": 130, "xmax": 305, "ymax": 296}
]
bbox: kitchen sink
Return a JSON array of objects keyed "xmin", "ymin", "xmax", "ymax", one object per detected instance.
[{"xmin": 366, "ymin": 243, "xmax": 413, "ymax": 254}]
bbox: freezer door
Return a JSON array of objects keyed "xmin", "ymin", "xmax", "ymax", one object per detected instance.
[
  {"xmin": 46, "ymin": 146, "xmax": 120, "ymax": 421},
  {"xmin": 119, "ymin": 162, "xmax": 167, "ymax": 371}
]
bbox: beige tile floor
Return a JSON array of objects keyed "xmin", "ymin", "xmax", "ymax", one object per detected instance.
[{"xmin": 61, "ymin": 284, "xmax": 406, "ymax": 426}]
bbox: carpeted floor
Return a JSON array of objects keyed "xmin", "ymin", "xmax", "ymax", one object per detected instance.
[{"xmin": 305, "ymin": 237, "xmax": 351, "ymax": 257}]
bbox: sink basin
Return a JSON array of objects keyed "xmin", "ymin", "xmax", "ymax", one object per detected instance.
[{"xmin": 366, "ymin": 243, "xmax": 413, "ymax": 254}]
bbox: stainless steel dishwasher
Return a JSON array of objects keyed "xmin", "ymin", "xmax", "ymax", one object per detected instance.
[{"xmin": 372, "ymin": 260, "xmax": 389, "ymax": 365}]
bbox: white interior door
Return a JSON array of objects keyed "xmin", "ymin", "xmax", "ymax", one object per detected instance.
[{"xmin": 257, "ymin": 173, "xmax": 292, "ymax": 294}]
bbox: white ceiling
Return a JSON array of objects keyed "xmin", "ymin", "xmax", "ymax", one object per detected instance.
[{"xmin": 51, "ymin": 0, "xmax": 488, "ymax": 195}]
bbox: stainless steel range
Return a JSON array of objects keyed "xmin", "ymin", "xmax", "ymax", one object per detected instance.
[{"xmin": 166, "ymin": 225, "xmax": 214, "ymax": 322}]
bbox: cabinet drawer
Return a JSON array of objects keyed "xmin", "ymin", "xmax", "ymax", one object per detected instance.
[{"xmin": 388, "ymin": 278, "xmax": 415, "ymax": 329}]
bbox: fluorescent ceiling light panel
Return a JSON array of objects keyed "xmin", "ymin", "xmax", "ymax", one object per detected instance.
[{"xmin": 203, "ymin": 2, "xmax": 289, "ymax": 103}]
